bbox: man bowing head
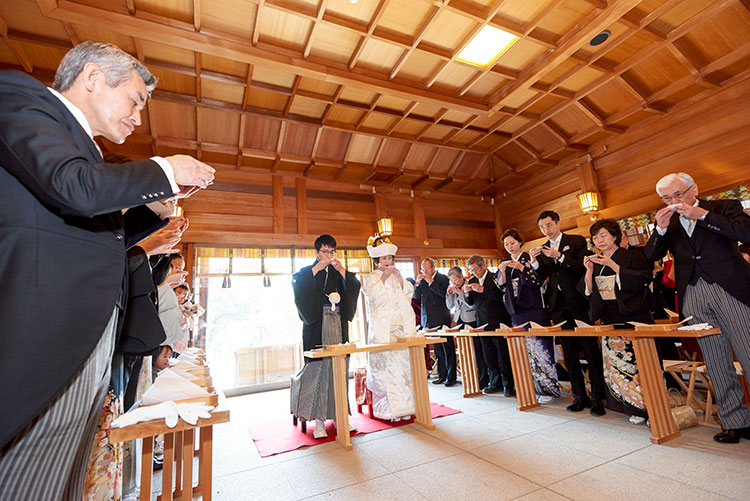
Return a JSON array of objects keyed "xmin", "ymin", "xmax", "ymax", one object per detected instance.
[{"xmin": 0, "ymin": 41, "xmax": 213, "ymax": 500}]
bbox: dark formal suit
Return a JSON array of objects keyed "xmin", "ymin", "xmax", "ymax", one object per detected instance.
[
  {"xmin": 532, "ymin": 233, "xmax": 605, "ymax": 403},
  {"xmin": 414, "ymin": 271, "xmax": 456, "ymax": 382},
  {"xmin": 0, "ymin": 70, "xmax": 173, "ymax": 492},
  {"xmin": 645, "ymin": 198, "xmax": 750, "ymax": 429},
  {"xmin": 466, "ymin": 270, "xmax": 514, "ymax": 392}
]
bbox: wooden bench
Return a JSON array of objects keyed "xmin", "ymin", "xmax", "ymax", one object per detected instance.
[{"xmin": 303, "ymin": 336, "xmax": 446, "ymax": 450}]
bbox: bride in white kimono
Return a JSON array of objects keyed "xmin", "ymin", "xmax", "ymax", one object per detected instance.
[{"xmin": 361, "ymin": 238, "xmax": 416, "ymax": 421}]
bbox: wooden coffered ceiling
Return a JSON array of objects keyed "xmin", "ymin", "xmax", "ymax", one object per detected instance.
[{"xmin": 2, "ymin": 0, "xmax": 750, "ymax": 197}]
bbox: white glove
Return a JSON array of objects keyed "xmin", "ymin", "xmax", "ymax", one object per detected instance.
[
  {"xmin": 176, "ymin": 403, "xmax": 214, "ymax": 425},
  {"xmin": 112, "ymin": 401, "xmax": 180, "ymax": 428}
]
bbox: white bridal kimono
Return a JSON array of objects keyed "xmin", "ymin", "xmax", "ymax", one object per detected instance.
[{"xmin": 361, "ymin": 270, "xmax": 416, "ymax": 420}]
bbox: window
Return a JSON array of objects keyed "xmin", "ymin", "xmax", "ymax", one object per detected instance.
[{"xmin": 192, "ymin": 247, "xmax": 373, "ymax": 394}]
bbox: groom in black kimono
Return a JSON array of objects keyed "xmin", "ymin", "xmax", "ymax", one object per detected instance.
[{"xmin": 291, "ymin": 234, "xmax": 361, "ymax": 438}]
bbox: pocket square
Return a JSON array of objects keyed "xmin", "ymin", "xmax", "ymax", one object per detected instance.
[{"xmin": 562, "ymin": 245, "xmax": 570, "ymax": 251}]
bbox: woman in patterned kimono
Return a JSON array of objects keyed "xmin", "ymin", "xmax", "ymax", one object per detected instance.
[
  {"xmin": 584, "ymin": 219, "xmax": 657, "ymax": 424},
  {"xmin": 497, "ymin": 229, "xmax": 560, "ymax": 402},
  {"xmin": 361, "ymin": 237, "xmax": 416, "ymax": 421}
]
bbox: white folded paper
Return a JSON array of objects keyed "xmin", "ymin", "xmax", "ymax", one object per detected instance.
[
  {"xmin": 170, "ymin": 367, "xmax": 198, "ymax": 380},
  {"xmin": 475, "ymin": 323, "xmax": 488, "ymax": 330},
  {"xmin": 141, "ymin": 369, "xmax": 209, "ymax": 405},
  {"xmin": 678, "ymin": 323, "xmax": 713, "ymax": 331},
  {"xmin": 183, "ymin": 347, "xmax": 205, "ymax": 356},
  {"xmin": 177, "ymin": 353, "xmax": 200, "ymax": 363},
  {"xmin": 111, "ymin": 401, "xmax": 215, "ymax": 428},
  {"xmin": 497, "ymin": 323, "xmax": 510, "ymax": 330},
  {"xmin": 173, "ymin": 360, "xmax": 198, "ymax": 370},
  {"xmin": 575, "ymin": 319, "xmax": 593, "ymax": 328}
]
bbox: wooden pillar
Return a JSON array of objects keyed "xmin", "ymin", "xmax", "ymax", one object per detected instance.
[
  {"xmin": 576, "ymin": 156, "xmax": 599, "ymax": 193},
  {"xmin": 374, "ymin": 193, "xmax": 387, "ymax": 220},
  {"xmin": 413, "ymin": 197, "xmax": 427, "ymax": 241},
  {"xmin": 296, "ymin": 177, "xmax": 307, "ymax": 234},
  {"xmin": 272, "ymin": 175, "xmax": 283, "ymax": 233},
  {"xmin": 493, "ymin": 203, "xmax": 504, "ymax": 250}
]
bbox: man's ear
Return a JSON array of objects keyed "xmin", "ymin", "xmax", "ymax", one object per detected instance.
[{"xmin": 80, "ymin": 63, "xmax": 104, "ymax": 92}]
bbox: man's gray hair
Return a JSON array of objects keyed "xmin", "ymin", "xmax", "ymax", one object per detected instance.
[
  {"xmin": 467, "ymin": 255, "xmax": 485, "ymax": 267},
  {"xmin": 655, "ymin": 172, "xmax": 694, "ymax": 196},
  {"xmin": 53, "ymin": 41, "xmax": 157, "ymax": 94},
  {"xmin": 422, "ymin": 258, "xmax": 436, "ymax": 268}
]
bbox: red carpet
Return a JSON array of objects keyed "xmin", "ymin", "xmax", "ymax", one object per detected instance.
[{"xmin": 248, "ymin": 403, "xmax": 461, "ymax": 457}]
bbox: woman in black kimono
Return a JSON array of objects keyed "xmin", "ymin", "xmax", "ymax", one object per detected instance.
[
  {"xmin": 583, "ymin": 219, "xmax": 656, "ymax": 424},
  {"xmin": 498, "ymin": 229, "xmax": 559, "ymax": 402}
]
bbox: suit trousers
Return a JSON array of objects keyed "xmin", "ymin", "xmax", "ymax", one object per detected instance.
[
  {"xmin": 555, "ymin": 312, "xmax": 606, "ymax": 402},
  {"xmin": 479, "ymin": 336, "xmax": 514, "ymax": 391},
  {"xmin": 0, "ymin": 308, "xmax": 117, "ymax": 500},
  {"xmin": 683, "ymin": 278, "xmax": 750, "ymax": 429},
  {"xmin": 434, "ymin": 336, "xmax": 457, "ymax": 382}
]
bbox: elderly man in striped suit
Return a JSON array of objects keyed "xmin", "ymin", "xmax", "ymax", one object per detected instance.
[{"xmin": 645, "ymin": 172, "xmax": 750, "ymax": 443}]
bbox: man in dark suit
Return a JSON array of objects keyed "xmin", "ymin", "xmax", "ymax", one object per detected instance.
[
  {"xmin": 414, "ymin": 258, "xmax": 456, "ymax": 386},
  {"xmin": 530, "ymin": 210, "xmax": 606, "ymax": 415},
  {"xmin": 645, "ymin": 172, "xmax": 750, "ymax": 443},
  {"xmin": 0, "ymin": 41, "xmax": 214, "ymax": 499},
  {"xmin": 465, "ymin": 255, "xmax": 515, "ymax": 396}
]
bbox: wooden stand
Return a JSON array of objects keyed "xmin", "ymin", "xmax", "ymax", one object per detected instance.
[
  {"xmin": 501, "ymin": 327, "xmax": 720, "ymax": 445},
  {"xmin": 304, "ymin": 337, "xmax": 446, "ymax": 450},
  {"xmin": 109, "ymin": 359, "xmax": 229, "ymax": 500}
]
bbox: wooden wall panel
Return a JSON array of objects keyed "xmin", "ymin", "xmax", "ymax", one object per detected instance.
[{"xmin": 495, "ymin": 76, "xmax": 750, "ymax": 251}]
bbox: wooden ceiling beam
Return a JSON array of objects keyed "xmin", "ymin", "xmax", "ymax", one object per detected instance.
[
  {"xmin": 252, "ymin": 0, "xmax": 264, "ymax": 46},
  {"xmin": 302, "ymin": 0, "xmax": 327, "ymax": 59},
  {"xmin": 194, "ymin": 52, "xmax": 202, "ymax": 102},
  {"xmin": 271, "ymin": 121, "xmax": 287, "ymax": 173},
  {"xmin": 320, "ymin": 85, "xmax": 343, "ymax": 122},
  {"xmin": 386, "ymin": 101, "xmax": 417, "ymax": 135},
  {"xmin": 0, "ymin": 17, "xmax": 33, "ymax": 73},
  {"xmin": 193, "ymin": 0, "xmax": 201, "ymax": 32},
  {"xmin": 195, "ymin": 107, "xmax": 203, "ymax": 160},
  {"xmin": 433, "ymin": 177, "xmax": 453, "ymax": 191},
  {"xmin": 411, "ymin": 175, "xmax": 430, "ymax": 190},
  {"xmin": 415, "ymin": 107, "xmax": 448, "ymax": 140},
  {"xmin": 37, "ymin": 0, "xmax": 487, "ymax": 114},
  {"xmin": 125, "ymin": 0, "xmax": 135, "ymax": 15},
  {"xmin": 425, "ymin": 0, "xmax": 508, "ymax": 89},
  {"xmin": 488, "ymin": 0, "xmax": 642, "ymax": 112},
  {"xmin": 61, "ymin": 22, "xmax": 80, "ymax": 45},
  {"xmin": 242, "ymin": 64, "xmax": 254, "ymax": 111},
  {"xmin": 390, "ymin": 3, "xmax": 443, "ymax": 80},
  {"xmin": 355, "ymin": 93, "xmax": 381, "ymax": 129},
  {"xmin": 446, "ymin": 151, "xmax": 467, "ymax": 178},
  {"xmin": 468, "ymin": 155, "xmax": 489, "ymax": 181},
  {"xmin": 236, "ymin": 114, "xmax": 246, "ymax": 169},
  {"xmin": 283, "ymin": 75, "xmax": 301, "ymax": 117},
  {"xmin": 134, "ymin": 38, "xmax": 144, "ymax": 62},
  {"xmin": 347, "ymin": 0, "xmax": 389, "ymax": 70}
]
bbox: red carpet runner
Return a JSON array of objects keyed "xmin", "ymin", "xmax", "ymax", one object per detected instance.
[{"xmin": 248, "ymin": 403, "xmax": 461, "ymax": 457}]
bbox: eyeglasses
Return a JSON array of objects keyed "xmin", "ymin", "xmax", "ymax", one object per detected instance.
[
  {"xmin": 660, "ymin": 183, "xmax": 694, "ymax": 203},
  {"xmin": 318, "ymin": 249, "xmax": 336, "ymax": 256}
]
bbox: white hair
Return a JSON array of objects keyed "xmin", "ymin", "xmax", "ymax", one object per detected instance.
[{"xmin": 655, "ymin": 172, "xmax": 694, "ymax": 196}]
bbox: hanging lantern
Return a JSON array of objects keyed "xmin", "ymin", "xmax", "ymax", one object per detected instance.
[{"xmin": 577, "ymin": 191, "xmax": 601, "ymax": 221}]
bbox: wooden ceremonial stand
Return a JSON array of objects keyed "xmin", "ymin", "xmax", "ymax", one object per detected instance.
[
  {"xmin": 304, "ymin": 336, "xmax": 446, "ymax": 450},
  {"xmin": 109, "ymin": 360, "xmax": 229, "ymax": 500},
  {"xmin": 503, "ymin": 325, "xmax": 720, "ymax": 444}
]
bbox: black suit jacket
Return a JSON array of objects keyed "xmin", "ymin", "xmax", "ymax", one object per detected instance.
[
  {"xmin": 0, "ymin": 71, "xmax": 173, "ymax": 449},
  {"xmin": 532, "ymin": 233, "xmax": 590, "ymax": 321},
  {"xmin": 644, "ymin": 198, "xmax": 750, "ymax": 313},
  {"xmin": 466, "ymin": 270, "xmax": 512, "ymax": 329},
  {"xmin": 414, "ymin": 271, "xmax": 451, "ymax": 329}
]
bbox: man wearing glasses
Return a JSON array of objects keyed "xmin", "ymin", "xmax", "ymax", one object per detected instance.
[
  {"xmin": 291, "ymin": 234, "xmax": 361, "ymax": 439},
  {"xmin": 645, "ymin": 172, "xmax": 750, "ymax": 443}
]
